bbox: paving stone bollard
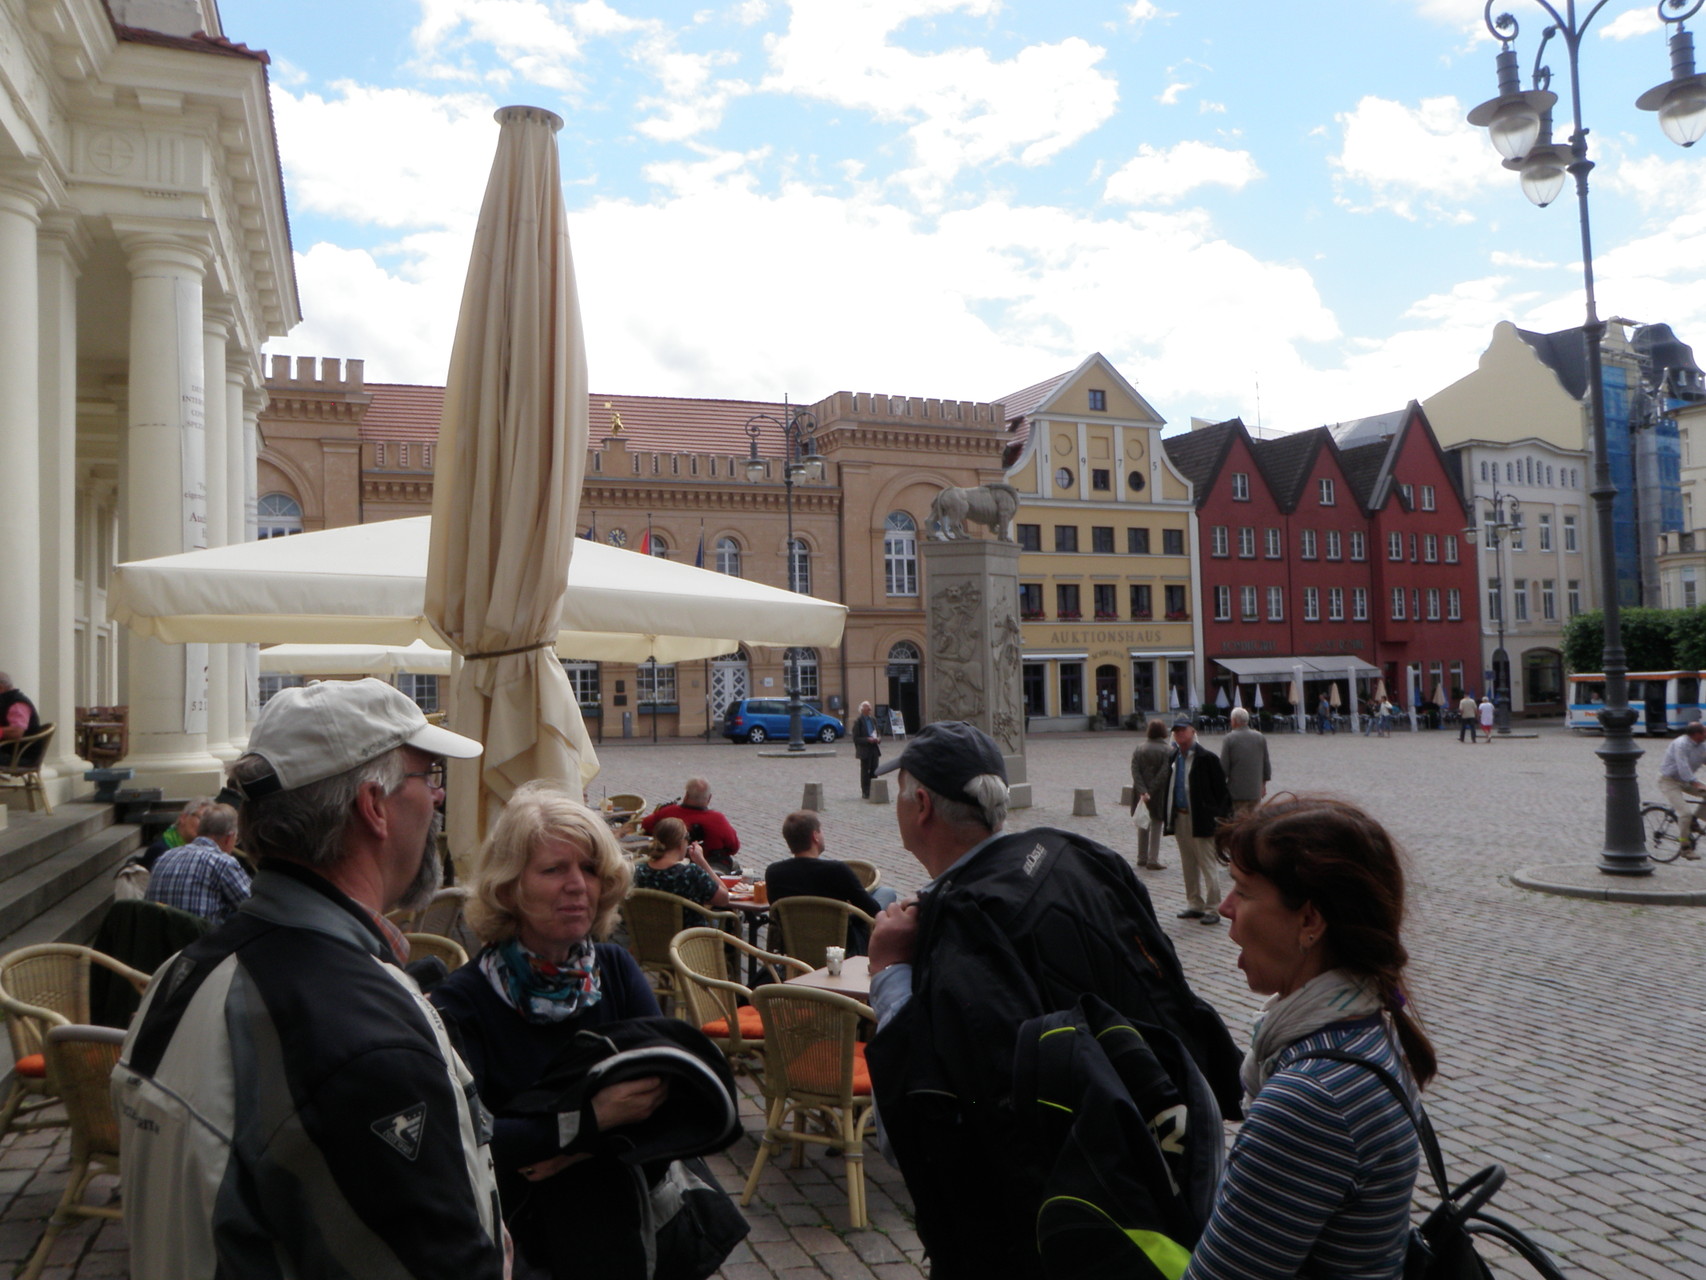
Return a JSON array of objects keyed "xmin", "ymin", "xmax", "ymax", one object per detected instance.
[
  {"xmin": 1119, "ymin": 785, "xmax": 1135, "ymax": 810},
  {"xmin": 1072, "ymin": 788, "xmax": 1097, "ymax": 817},
  {"xmin": 801, "ymin": 782, "xmax": 825, "ymax": 811},
  {"xmin": 867, "ymin": 778, "xmax": 891, "ymax": 804}
]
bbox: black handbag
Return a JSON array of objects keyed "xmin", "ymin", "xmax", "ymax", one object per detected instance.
[{"xmin": 1301, "ymin": 1052, "xmax": 1567, "ymax": 1280}]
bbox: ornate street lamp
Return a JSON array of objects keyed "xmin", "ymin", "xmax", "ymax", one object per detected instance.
[
  {"xmin": 1466, "ymin": 0, "xmax": 1706, "ymax": 874},
  {"xmin": 744, "ymin": 400, "xmax": 823, "ymax": 752},
  {"xmin": 1462, "ymin": 490, "xmax": 1522, "ymax": 735}
]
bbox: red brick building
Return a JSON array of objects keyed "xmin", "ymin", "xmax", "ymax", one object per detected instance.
[{"xmin": 1164, "ymin": 404, "xmax": 1480, "ymax": 714}]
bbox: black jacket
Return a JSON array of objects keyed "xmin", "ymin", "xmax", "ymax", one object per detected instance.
[
  {"xmin": 1161, "ymin": 743, "xmax": 1232, "ymax": 836},
  {"xmin": 853, "ymin": 714, "xmax": 881, "ymax": 760}
]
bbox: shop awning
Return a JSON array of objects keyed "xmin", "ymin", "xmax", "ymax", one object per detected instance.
[{"xmin": 1212, "ymin": 655, "xmax": 1381, "ymax": 681}]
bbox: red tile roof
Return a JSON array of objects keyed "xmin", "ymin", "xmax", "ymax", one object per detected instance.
[{"xmin": 111, "ymin": 25, "xmax": 271, "ymax": 62}]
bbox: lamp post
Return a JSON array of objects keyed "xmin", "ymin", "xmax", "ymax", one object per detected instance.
[
  {"xmin": 745, "ymin": 400, "xmax": 823, "ymax": 752},
  {"xmin": 1467, "ymin": 0, "xmax": 1706, "ymax": 875},
  {"xmin": 1462, "ymin": 488, "xmax": 1522, "ymax": 735}
]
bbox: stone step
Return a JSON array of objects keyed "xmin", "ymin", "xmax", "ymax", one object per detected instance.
[
  {"xmin": 0, "ymin": 823, "xmax": 139, "ymax": 949},
  {"xmin": 0, "ymin": 803, "xmax": 119, "ymax": 889}
]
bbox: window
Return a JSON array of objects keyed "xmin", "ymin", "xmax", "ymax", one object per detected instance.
[
  {"xmin": 1055, "ymin": 525, "xmax": 1080, "ymax": 553},
  {"xmin": 1128, "ymin": 527, "xmax": 1150, "ymax": 554},
  {"xmin": 1399, "ymin": 483, "xmax": 1412, "ymax": 506},
  {"xmin": 1424, "ymin": 534, "xmax": 1437, "ymax": 563},
  {"xmin": 1265, "ymin": 528, "xmax": 1282, "ymax": 558},
  {"xmin": 257, "ymin": 492, "xmax": 303, "ymax": 539},
  {"xmin": 786, "ymin": 647, "xmax": 820, "ymax": 700},
  {"xmin": 1023, "ymin": 663, "xmax": 1047, "ymax": 716},
  {"xmin": 1303, "ymin": 587, "xmax": 1320, "ymax": 621},
  {"xmin": 1447, "ymin": 588, "xmax": 1461, "ymax": 620},
  {"xmin": 1319, "ymin": 478, "xmax": 1336, "ymax": 506},
  {"xmin": 1130, "ymin": 583, "xmax": 1153, "ymax": 619},
  {"xmin": 1542, "ymin": 579, "xmax": 1557, "ymax": 620},
  {"xmin": 715, "ymin": 536, "xmax": 742, "ymax": 577},
  {"xmin": 1480, "ymin": 461, "xmax": 1489, "ymax": 481},
  {"xmin": 1092, "ymin": 468, "xmax": 1111, "ymax": 491},
  {"xmin": 787, "ymin": 538, "xmax": 810, "ymax": 593},
  {"xmin": 1017, "ymin": 523, "xmax": 1042, "ymax": 551},
  {"xmin": 884, "ymin": 513, "xmax": 917, "ymax": 595},
  {"xmin": 1686, "ymin": 566, "xmax": 1699, "ymax": 609},
  {"xmin": 1514, "ymin": 579, "xmax": 1529, "ymax": 621},
  {"xmin": 1426, "ymin": 588, "xmax": 1441, "ymax": 621},
  {"xmin": 1509, "ymin": 518, "xmax": 1524, "ymax": 551},
  {"xmin": 396, "ymin": 674, "xmax": 439, "ymax": 712},
  {"xmin": 1350, "ymin": 531, "xmax": 1366, "ymax": 561},
  {"xmin": 1060, "ymin": 662, "xmax": 1085, "ymax": 715},
  {"xmin": 1267, "ymin": 586, "xmax": 1284, "ymax": 621},
  {"xmin": 1391, "ymin": 588, "xmax": 1406, "ymax": 621},
  {"xmin": 1092, "ymin": 526, "xmax": 1115, "ymax": 554},
  {"xmin": 561, "ymin": 660, "xmax": 600, "ymax": 706},
  {"xmin": 1409, "ymin": 533, "xmax": 1418, "ymax": 562},
  {"xmin": 1301, "ymin": 529, "xmax": 1318, "ymax": 559},
  {"xmin": 1487, "ymin": 579, "xmax": 1502, "ymax": 623},
  {"xmin": 258, "ymin": 674, "xmax": 303, "ymax": 705},
  {"xmin": 1325, "ymin": 530, "xmax": 1341, "ymax": 560},
  {"xmin": 1238, "ymin": 527, "xmax": 1256, "ymax": 558},
  {"xmin": 1563, "ymin": 514, "xmax": 1578, "ymax": 552},
  {"xmin": 1328, "ymin": 586, "xmax": 1344, "ymax": 621},
  {"xmin": 1087, "ymin": 389, "xmax": 1107, "ymax": 411},
  {"xmin": 1241, "ymin": 586, "xmax": 1258, "ymax": 621},
  {"xmin": 1232, "ymin": 472, "xmax": 1251, "ymax": 500},
  {"xmin": 1163, "ymin": 529, "xmax": 1185, "ymax": 556},
  {"xmin": 637, "ymin": 663, "xmax": 678, "ymax": 707},
  {"xmin": 1214, "ymin": 586, "xmax": 1232, "ymax": 621},
  {"xmin": 1020, "ymin": 583, "xmax": 1044, "ymax": 619},
  {"xmin": 374, "ymin": 442, "xmax": 386, "ymax": 466},
  {"xmin": 1547, "ymin": 464, "xmax": 1555, "ymax": 485},
  {"xmin": 1445, "ymin": 534, "xmax": 1458, "ymax": 564},
  {"xmin": 1451, "ymin": 660, "xmax": 1465, "ymax": 692},
  {"xmin": 645, "ymin": 533, "xmax": 669, "ymax": 559},
  {"xmin": 1055, "ymin": 467, "xmax": 1075, "ymax": 490},
  {"xmin": 1094, "ymin": 584, "xmax": 1118, "ymax": 619},
  {"xmin": 1353, "ymin": 587, "xmax": 1368, "ymax": 621},
  {"xmin": 1388, "ymin": 531, "xmax": 1403, "ymax": 561},
  {"xmin": 1211, "ymin": 526, "xmax": 1230, "ymax": 557},
  {"xmin": 1538, "ymin": 513, "xmax": 1552, "ymax": 552},
  {"xmin": 1567, "ymin": 580, "xmax": 1582, "ymax": 616},
  {"xmin": 1164, "ymin": 583, "xmax": 1187, "ymax": 617},
  {"xmin": 1056, "ymin": 583, "xmax": 1082, "ymax": 618},
  {"xmin": 1421, "ymin": 485, "xmax": 1435, "ymax": 511}
]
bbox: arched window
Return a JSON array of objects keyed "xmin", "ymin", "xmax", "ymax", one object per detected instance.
[
  {"xmin": 257, "ymin": 492, "xmax": 303, "ymax": 539},
  {"xmin": 715, "ymin": 536, "xmax": 742, "ymax": 577},
  {"xmin": 788, "ymin": 538, "xmax": 811, "ymax": 594},
  {"xmin": 786, "ymin": 647, "xmax": 820, "ymax": 700},
  {"xmin": 884, "ymin": 512, "xmax": 918, "ymax": 596},
  {"xmin": 648, "ymin": 534, "xmax": 669, "ymax": 560}
]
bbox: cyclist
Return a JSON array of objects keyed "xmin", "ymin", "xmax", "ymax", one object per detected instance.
[{"xmin": 1657, "ymin": 720, "xmax": 1706, "ymax": 859}]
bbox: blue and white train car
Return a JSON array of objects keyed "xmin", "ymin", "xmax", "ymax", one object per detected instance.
[{"xmin": 1567, "ymin": 671, "xmax": 1703, "ymax": 734}]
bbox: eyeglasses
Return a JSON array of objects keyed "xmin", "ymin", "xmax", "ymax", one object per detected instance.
[{"xmin": 404, "ymin": 761, "xmax": 448, "ymax": 791}]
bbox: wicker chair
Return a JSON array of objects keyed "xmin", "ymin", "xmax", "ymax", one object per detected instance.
[
  {"xmin": 0, "ymin": 723, "xmax": 55, "ymax": 814},
  {"xmin": 0, "ymin": 945, "xmax": 149, "ymax": 1147},
  {"xmin": 16, "ymin": 1025, "xmax": 126, "ymax": 1280},
  {"xmin": 669, "ymin": 927, "xmax": 809, "ymax": 1079},
  {"xmin": 389, "ymin": 887, "xmax": 478, "ymax": 953},
  {"xmin": 841, "ymin": 859, "xmax": 882, "ymax": 893},
  {"xmin": 404, "ymin": 933, "xmax": 470, "ymax": 972},
  {"xmin": 739, "ymin": 984, "xmax": 878, "ymax": 1227},
  {"xmin": 769, "ymin": 896, "xmax": 875, "ymax": 969},
  {"xmin": 623, "ymin": 888, "xmax": 737, "ymax": 1016}
]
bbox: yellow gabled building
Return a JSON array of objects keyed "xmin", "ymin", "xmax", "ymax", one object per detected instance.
[{"xmin": 1001, "ymin": 354, "xmax": 1201, "ymax": 730}]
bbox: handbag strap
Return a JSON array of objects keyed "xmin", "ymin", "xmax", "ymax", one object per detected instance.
[{"xmin": 1293, "ymin": 1049, "xmax": 1452, "ymax": 1206}]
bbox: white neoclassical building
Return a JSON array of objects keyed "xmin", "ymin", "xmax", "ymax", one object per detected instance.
[{"xmin": 1, "ymin": 0, "xmax": 297, "ymax": 800}]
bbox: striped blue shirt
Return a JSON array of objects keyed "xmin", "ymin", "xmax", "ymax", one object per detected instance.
[
  {"xmin": 1185, "ymin": 1015, "xmax": 1420, "ymax": 1280},
  {"xmin": 146, "ymin": 837, "xmax": 252, "ymax": 926}
]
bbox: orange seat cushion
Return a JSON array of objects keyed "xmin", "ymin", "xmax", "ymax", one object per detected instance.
[
  {"xmin": 14, "ymin": 1054, "xmax": 45, "ymax": 1079},
  {"xmin": 701, "ymin": 1006, "xmax": 765, "ymax": 1040},
  {"xmin": 787, "ymin": 1040, "xmax": 871, "ymax": 1096}
]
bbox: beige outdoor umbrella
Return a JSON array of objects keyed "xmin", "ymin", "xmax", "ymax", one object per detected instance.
[
  {"xmin": 1328, "ymin": 682, "xmax": 1342, "ymax": 709},
  {"xmin": 1431, "ymin": 680, "xmax": 1447, "ymax": 707},
  {"xmin": 1373, "ymin": 677, "xmax": 1388, "ymax": 703},
  {"xmin": 425, "ymin": 104, "xmax": 593, "ymax": 861}
]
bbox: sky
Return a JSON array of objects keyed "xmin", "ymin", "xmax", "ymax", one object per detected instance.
[{"xmin": 219, "ymin": 0, "xmax": 1706, "ymax": 434}]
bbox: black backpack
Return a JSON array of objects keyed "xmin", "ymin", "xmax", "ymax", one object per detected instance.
[{"xmin": 1301, "ymin": 1052, "xmax": 1567, "ymax": 1280}]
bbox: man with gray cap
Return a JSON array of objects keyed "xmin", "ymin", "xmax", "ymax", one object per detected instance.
[{"xmin": 115, "ymin": 678, "xmax": 510, "ymax": 1280}]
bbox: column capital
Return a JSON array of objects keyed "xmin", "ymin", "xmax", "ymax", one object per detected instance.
[
  {"xmin": 37, "ymin": 212, "xmax": 93, "ymax": 270},
  {"xmin": 205, "ymin": 298, "xmax": 236, "ymax": 338},
  {"xmin": 0, "ymin": 183, "xmax": 43, "ymax": 225},
  {"xmin": 111, "ymin": 216, "xmax": 215, "ymax": 276}
]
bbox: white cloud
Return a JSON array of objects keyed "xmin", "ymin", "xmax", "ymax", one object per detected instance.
[
  {"xmin": 1599, "ymin": 8, "xmax": 1660, "ymax": 41},
  {"xmin": 411, "ymin": 0, "xmax": 596, "ymax": 90},
  {"xmin": 1157, "ymin": 81, "xmax": 1189, "ymax": 105},
  {"xmin": 1490, "ymin": 250, "xmax": 1557, "ymax": 269},
  {"xmin": 1200, "ymin": 99, "xmax": 1226, "ymax": 114},
  {"xmin": 1103, "ymin": 141, "xmax": 1262, "ymax": 206},
  {"xmin": 1331, "ymin": 94, "xmax": 1503, "ymax": 219},
  {"xmin": 1125, "ymin": 0, "xmax": 1167, "ymax": 23}
]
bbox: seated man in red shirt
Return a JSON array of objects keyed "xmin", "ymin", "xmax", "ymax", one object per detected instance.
[{"xmin": 640, "ymin": 777, "xmax": 741, "ymax": 873}]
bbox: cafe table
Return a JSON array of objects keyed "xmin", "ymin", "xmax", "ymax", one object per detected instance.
[{"xmin": 784, "ymin": 954, "xmax": 872, "ymax": 1002}]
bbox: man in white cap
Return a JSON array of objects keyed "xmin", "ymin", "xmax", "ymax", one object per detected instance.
[{"xmin": 115, "ymin": 678, "xmax": 509, "ymax": 1280}]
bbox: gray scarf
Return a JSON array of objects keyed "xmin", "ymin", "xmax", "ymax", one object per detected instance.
[{"xmin": 1240, "ymin": 968, "xmax": 1382, "ymax": 1100}]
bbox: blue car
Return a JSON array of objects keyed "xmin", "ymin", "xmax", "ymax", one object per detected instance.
[{"xmin": 722, "ymin": 698, "xmax": 844, "ymax": 744}]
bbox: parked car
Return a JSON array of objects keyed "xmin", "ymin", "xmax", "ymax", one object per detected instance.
[{"xmin": 722, "ymin": 698, "xmax": 844, "ymax": 744}]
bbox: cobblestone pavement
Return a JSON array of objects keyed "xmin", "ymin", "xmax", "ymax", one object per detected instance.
[{"xmin": 8, "ymin": 723, "xmax": 1706, "ymax": 1278}]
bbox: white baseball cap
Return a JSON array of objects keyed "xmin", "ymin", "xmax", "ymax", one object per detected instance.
[{"xmin": 236, "ymin": 678, "xmax": 482, "ymax": 799}]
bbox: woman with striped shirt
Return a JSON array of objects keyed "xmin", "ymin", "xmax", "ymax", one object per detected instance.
[{"xmin": 1185, "ymin": 798, "xmax": 1434, "ymax": 1280}]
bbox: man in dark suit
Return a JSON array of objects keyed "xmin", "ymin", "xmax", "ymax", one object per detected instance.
[
  {"xmin": 1160, "ymin": 716, "xmax": 1231, "ymax": 924},
  {"xmin": 853, "ymin": 700, "xmax": 881, "ymax": 799}
]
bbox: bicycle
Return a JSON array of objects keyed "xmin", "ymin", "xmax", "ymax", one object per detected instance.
[{"xmin": 1639, "ymin": 800, "xmax": 1704, "ymax": 863}]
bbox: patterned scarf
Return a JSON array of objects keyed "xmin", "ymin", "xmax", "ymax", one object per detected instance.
[
  {"xmin": 1240, "ymin": 968, "xmax": 1383, "ymax": 1099},
  {"xmin": 480, "ymin": 936, "xmax": 603, "ymax": 1024}
]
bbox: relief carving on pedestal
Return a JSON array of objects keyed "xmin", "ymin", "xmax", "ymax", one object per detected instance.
[{"xmin": 930, "ymin": 583, "xmax": 987, "ymax": 726}]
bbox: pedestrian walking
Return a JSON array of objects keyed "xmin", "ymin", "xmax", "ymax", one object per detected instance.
[
  {"xmin": 1458, "ymin": 691, "xmax": 1479, "ymax": 743},
  {"xmin": 1219, "ymin": 706, "xmax": 1270, "ymax": 817},
  {"xmin": 1479, "ymin": 694, "xmax": 1495, "ymax": 743},
  {"xmin": 1316, "ymin": 693, "xmax": 1335, "ymax": 735},
  {"xmin": 1129, "ymin": 717, "xmax": 1172, "ymax": 869}
]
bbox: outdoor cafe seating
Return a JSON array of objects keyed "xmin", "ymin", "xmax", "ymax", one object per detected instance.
[
  {"xmin": 669, "ymin": 926, "xmax": 809, "ymax": 1081},
  {"xmin": 769, "ymin": 896, "xmax": 875, "ymax": 970},
  {"xmin": 622, "ymin": 887, "xmax": 737, "ymax": 1015}
]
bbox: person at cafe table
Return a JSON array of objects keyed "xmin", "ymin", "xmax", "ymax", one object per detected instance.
[{"xmin": 640, "ymin": 777, "xmax": 741, "ymax": 873}]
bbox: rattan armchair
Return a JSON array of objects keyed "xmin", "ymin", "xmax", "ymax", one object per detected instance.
[
  {"xmin": 669, "ymin": 927, "xmax": 809, "ymax": 1079},
  {"xmin": 16, "ymin": 1025, "xmax": 125, "ymax": 1280},
  {"xmin": 404, "ymin": 933, "xmax": 470, "ymax": 971},
  {"xmin": 623, "ymin": 888, "xmax": 737, "ymax": 1016},
  {"xmin": 0, "ymin": 945, "xmax": 150, "ymax": 1146},
  {"xmin": 769, "ymin": 896, "xmax": 876, "ymax": 969},
  {"xmin": 740, "ymin": 984, "xmax": 878, "ymax": 1227},
  {"xmin": 841, "ymin": 859, "xmax": 882, "ymax": 892},
  {"xmin": 0, "ymin": 723, "xmax": 55, "ymax": 814}
]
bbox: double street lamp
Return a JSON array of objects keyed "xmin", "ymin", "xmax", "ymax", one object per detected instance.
[
  {"xmin": 745, "ymin": 402, "xmax": 823, "ymax": 752},
  {"xmin": 1466, "ymin": 0, "xmax": 1706, "ymax": 875},
  {"xmin": 1462, "ymin": 490, "xmax": 1522, "ymax": 736}
]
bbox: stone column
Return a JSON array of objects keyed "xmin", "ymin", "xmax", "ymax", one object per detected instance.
[
  {"xmin": 0, "ymin": 181, "xmax": 43, "ymax": 712},
  {"xmin": 242, "ymin": 383, "xmax": 265, "ymax": 736},
  {"xmin": 224, "ymin": 358, "xmax": 248, "ymax": 751},
  {"xmin": 921, "ymin": 536, "xmax": 1031, "ymax": 808},
  {"xmin": 115, "ymin": 223, "xmax": 223, "ymax": 792},
  {"xmin": 201, "ymin": 307, "xmax": 233, "ymax": 760},
  {"xmin": 36, "ymin": 215, "xmax": 86, "ymax": 789}
]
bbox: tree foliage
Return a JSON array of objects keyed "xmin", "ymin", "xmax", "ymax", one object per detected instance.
[{"xmin": 1563, "ymin": 607, "xmax": 1706, "ymax": 673}]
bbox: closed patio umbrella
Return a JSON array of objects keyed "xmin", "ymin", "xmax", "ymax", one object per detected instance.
[
  {"xmin": 425, "ymin": 105, "xmax": 593, "ymax": 859},
  {"xmin": 1329, "ymin": 682, "xmax": 1341, "ymax": 708}
]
